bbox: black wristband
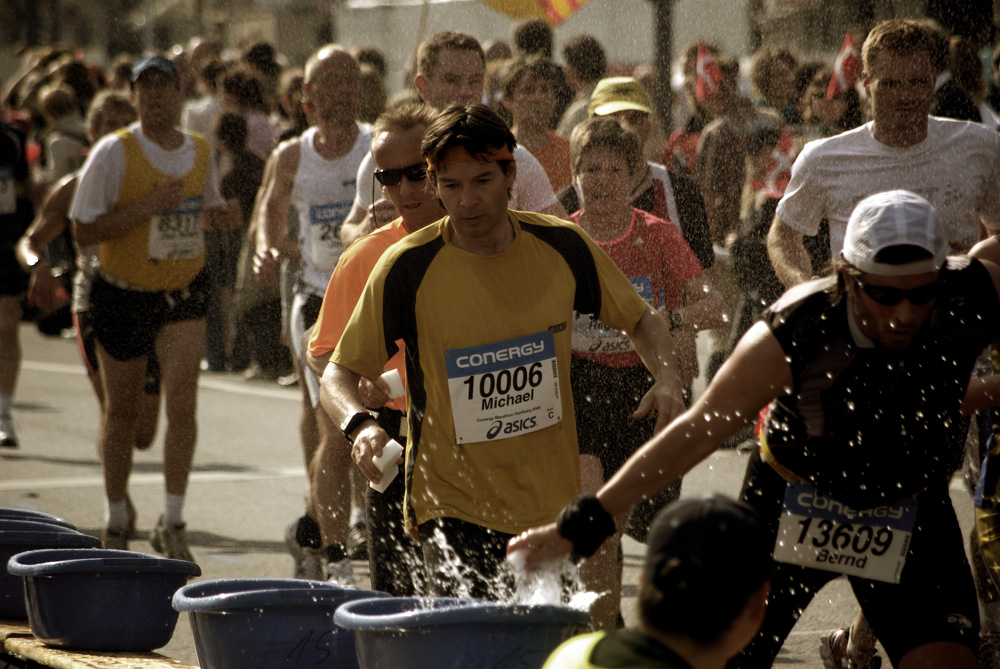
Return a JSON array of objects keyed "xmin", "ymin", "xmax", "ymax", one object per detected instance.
[{"xmin": 556, "ymin": 493, "xmax": 616, "ymax": 560}]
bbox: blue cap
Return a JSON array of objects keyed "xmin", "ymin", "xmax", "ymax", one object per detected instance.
[{"xmin": 131, "ymin": 55, "xmax": 179, "ymax": 86}]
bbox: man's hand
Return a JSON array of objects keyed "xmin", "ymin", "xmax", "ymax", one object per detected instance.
[
  {"xmin": 149, "ymin": 178, "xmax": 185, "ymax": 213},
  {"xmin": 358, "ymin": 376, "xmax": 391, "ymax": 409},
  {"xmin": 351, "ymin": 422, "xmax": 397, "ymax": 485},
  {"xmin": 507, "ymin": 523, "xmax": 573, "ymax": 572},
  {"xmin": 26, "ymin": 261, "xmax": 67, "ymax": 312},
  {"xmin": 253, "ymin": 247, "xmax": 281, "ymax": 286},
  {"xmin": 205, "ymin": 199, "xmax": 244, "ymax": 231},
  {"xmin": 634, "ymin": 378, "xmax": 686, "ymax": 433}
]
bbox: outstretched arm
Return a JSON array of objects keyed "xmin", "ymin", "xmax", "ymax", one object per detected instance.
[{"xmin": 509, "ymin": 321, "xmax": 791, "ymax": 569}]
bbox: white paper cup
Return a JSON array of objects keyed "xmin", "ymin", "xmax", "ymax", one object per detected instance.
[
  {"xmin": 380, "ymin": 369, "xmax": 405, "ymax": 399},
  {"xmin": 370, "ymin": 440, "xmax": 404, "ymax": 493}
]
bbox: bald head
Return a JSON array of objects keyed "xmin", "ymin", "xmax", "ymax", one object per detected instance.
[{"xmin": 303, "ymin": 45, "xmax": 360, "ymax": 124}]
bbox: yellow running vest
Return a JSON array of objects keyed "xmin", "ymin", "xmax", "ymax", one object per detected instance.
[{"xmin": 99, "ymin": 128, "xmax": 210, "ymax": 291}]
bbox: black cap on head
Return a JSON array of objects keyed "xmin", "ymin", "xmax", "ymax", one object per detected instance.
[
  {"xmin": 131, "ymin": 55, "xmax": 179, "ymax": 86},
  {"xmin": 643, "ymin": 493, "xmax": 771, "ymax": 631}
]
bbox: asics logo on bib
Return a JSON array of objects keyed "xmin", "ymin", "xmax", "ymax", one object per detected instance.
[
  {"xmin": 456, "ymin": 341, "xmax": 545, "ymax": 369},
  {"xmin": 797, "ymin": 490, "xmax": 906, "ymax": 520},
  {"xmin": 486, "ymin": 417, "xmax": 538, "ymax": 440}
]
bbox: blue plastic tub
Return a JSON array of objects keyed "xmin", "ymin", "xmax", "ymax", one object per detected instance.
[
  {"xmin": 1, "ymin": 523, "xmax": 100, "ymax": 619},
  {"xmin": 172, "ymin": 578, "xmax": 390, "ymax": 669},
  {"xmin": 0, "ymin": 509, "xmax": 76, "ymax": 530},
  {"xmin": 334, "ymin": 597, "xmax": 592, "ymax": 669},
  {"xmin": 8, "ymin": 548, "xmax": 200, "ymax": 650}
]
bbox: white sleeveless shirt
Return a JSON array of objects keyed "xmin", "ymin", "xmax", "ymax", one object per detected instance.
[{"xmin": 291, "ymin": 123, "xmax": 372, "ymax": 295}]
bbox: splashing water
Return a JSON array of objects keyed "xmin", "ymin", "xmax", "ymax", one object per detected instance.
[{"xmin": 506, "ymin": 549, "xmax": 601, "ymax": 612}]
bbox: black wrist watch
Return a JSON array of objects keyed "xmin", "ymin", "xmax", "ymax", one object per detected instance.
[
  {"xmin": 667, "ymin": 309, "xmax": 683, "ymax": 331},
  {"xmin": 340, "ymin": 410, "xmax": 376, "ymax": 444}
]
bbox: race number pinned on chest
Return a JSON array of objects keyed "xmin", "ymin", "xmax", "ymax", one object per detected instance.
[
  {"xmin": 0, "ymin": 166, "xmax": 16, "ymax": 215},
  {"xmin": 149, "ymin": 196, "xmax": 204, "ymax": 260},
  {"xmin": 445, "ymin": 332, "xmax": 561, "ymax": 444},
  {"xmin": 308, "ymin": 201, "xmax": 350, "ymax": 272},
  {"xmin": 773, "ymin": 483, "xmax": 916, "ymax": 583}
]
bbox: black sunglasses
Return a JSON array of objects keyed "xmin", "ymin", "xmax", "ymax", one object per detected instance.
[
  {"xmin": 373, "ymin": 162, "xmax": 428, "ymax": 187},
  {"xmin": 854, "ymin": 277, "xmax": 939, "ymax": 306}
]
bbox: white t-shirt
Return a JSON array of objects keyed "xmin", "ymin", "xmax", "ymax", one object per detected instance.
[
  {"xmin": 70, "ymin": 122, "xmax": 224, "ymax": 225},
  {"xmin": 292, "ymin": 124, "xmax": 372, "ymax": 295},
  {"xmin": 777, "ymin": 117, "xmax": 1000, "ymax": 254},
  {"xmin": 352, "ymin": 144, "xmax": 559, "ymax": 214}
]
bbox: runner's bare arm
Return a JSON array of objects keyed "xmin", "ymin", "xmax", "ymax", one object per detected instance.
[
  {"xmin": 625, "ymin": 307, "xmax": 685, "ymax": 431},
  {"xmin": 767, "ymin": 215, "xmax": 814, "ymax": 288},
  {"xmin": 73, "ymin": 177, "xmax": 184, "ymax": 246},
  {"xmin": 338, "ymin": 202, "xmax": 370, "ymax": 247},
  {"xmin": 17, "ymin": 174, "xmax": 76, "ymax": 310},
  {"xmin": 510, "ymin": 321, "xmax": 791, "ymax": 569},
  {"xmin": 253, "ymin": 140, "xmax": 299, "ymax": 285}
]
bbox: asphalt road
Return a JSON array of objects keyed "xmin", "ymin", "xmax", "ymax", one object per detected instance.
[{"xmin": 2, "ymin": 323, "xmax": 978, "ymax": 667}]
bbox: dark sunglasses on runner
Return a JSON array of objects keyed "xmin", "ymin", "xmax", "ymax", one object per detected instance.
[
  {"xmin": 374, "ymin": 162, "xmax": 427, "ymax": 186},
  {"xmin": 854, "ymin": 277, "xmax": 940, "ymax": 306}
]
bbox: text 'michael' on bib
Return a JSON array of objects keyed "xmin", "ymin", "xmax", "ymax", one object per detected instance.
[
  {"xmin": 773, "ymin": 482, "xmax": 916, "ymax": 584},
  {"xmin": 445, "ymin": 331, "xmax": 561, "ymax": 444}
]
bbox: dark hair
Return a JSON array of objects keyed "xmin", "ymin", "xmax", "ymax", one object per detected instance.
[
  {"xmin": 39, "ymin": 83, "xmax": 78, "ymax": 119},
  {"xmin": 111, "ymin": 54, "xmax": 135, "ymax": 86},
  {"xmin": 511, "ymin": 18, "xmax": 553, "ymax": 58},
  {"xmin": 562, "ymin": 34, "xmax": 607, "ymax": 83},
  {"xmin": 216, "ymin": 112, "xmax": 248, "ymax": 153},
  {"xmin": 86, "ymin": 90, "xmax": 135, "ymax": 135},
  {"xmin": 421, "ymin": 103, "xmax": 517, "ymax": 184},
  {"xmin": 950, "ymin": 35, "xmax": 985, "ymax": 102},
  {"xmin": 828, "ymin": 245, "xmax": 934, "ymax": 303},
  {"xmin": 222, "ymin": 68, "xmax": 267, "ymax": 112},
  {"xmin": 199, "ymin": 59, "xmax": 227, "ymax": 93},
  {"xmin": 569, "ymin": 117, "xmax": 641, "ymax": 177},
  {"xmin": 353, "ymin": 46, "xmax": 387, "ymax": 78},
  {"xmin": 500, "ymin": 57, "xmax": 562, "ymax": 98},
  {"xmin": 242, "ymin": 42, "xmax": 280, "ymax": 77},
  {"xmin": 861, "ymin": 19, "xmax": 936, "ymax": 75},
  {"xmin": 806, "ymin": 67, "xmax": 863, "ymax": 131},
  {"xmin": 717, "ymin": 57, "xmax": 741, "ymax": 92},
  {"xmin": 417, "ymin": 31, "xmax": 484, "ymax": 79},
  {"xmin": 749, "ymin": 46, "xmax": 798, "ymax": 101}
]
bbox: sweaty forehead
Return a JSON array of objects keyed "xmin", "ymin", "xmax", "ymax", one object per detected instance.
[
  {"xmin": 429, "ymin": 49, "xmax": 484, "ymax": 78},
  {"xmin": 307, "ymin": 51, "xmax": 359, "ymax": 83},
  {"xmin": 372, "ymin": 126, "xmax": 425, "ymax": 168},
  {"xmin": 868, "ymin": 49, "xmax": 934, "ymax": 78}
]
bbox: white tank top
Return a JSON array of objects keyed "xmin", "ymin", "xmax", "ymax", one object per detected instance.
[{"xmin": 291, "ymin": 124, "xmax": 372, "ymax": 295}]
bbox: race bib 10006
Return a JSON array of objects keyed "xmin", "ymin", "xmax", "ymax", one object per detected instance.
[
  {"xmin": 148, "ymin": 196, "xmax": 204, "ymax": 260},
  {"xmin": 445, "ymin": 332, "xmax": 562, "ymax": 444},
  {"xmin": 773, "ymin": 483, "xmax": 916, "ymax": 584}
]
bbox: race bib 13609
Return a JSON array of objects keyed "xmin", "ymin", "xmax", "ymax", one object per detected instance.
[{"xmin": 773, "ymin": 483, "xmax": 916, "ymax": 583}]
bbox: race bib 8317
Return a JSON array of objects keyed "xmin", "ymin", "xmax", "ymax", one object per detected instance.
[
  {"xmin": 444, "ymin": 332, "xmax": 561, "ymax": 444},
  {"xmin": 148, "ymin": 196, "xmax": 204, "ymax": 260}
]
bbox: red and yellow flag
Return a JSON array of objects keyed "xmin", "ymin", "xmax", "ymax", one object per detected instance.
[{"xmin": 479, "ymin": 0, "xmax": 590, "ymax": 26}]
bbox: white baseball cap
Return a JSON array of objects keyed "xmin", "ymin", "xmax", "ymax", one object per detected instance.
[{"xmin": 841, "ymin": 190, "xmax": 947, "ymax": 276}]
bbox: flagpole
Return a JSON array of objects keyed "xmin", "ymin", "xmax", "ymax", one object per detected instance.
[{"xmin": 650, "ymin": 0, "xmax": 674, "ymax": 137}]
